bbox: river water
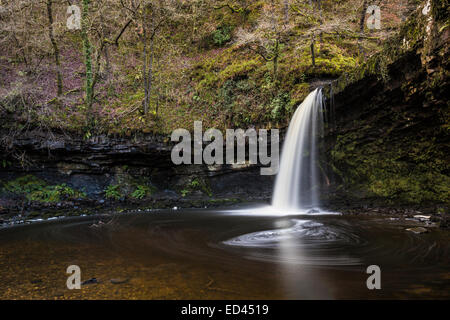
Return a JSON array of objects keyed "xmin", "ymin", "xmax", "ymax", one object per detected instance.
[{"xmin": 0, "ymin": 207, "xmax": 448, "ymax": 299}]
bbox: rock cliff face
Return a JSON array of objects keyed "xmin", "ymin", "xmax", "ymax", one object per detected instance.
[
  {"xmin": 323, "ymin": 0, "xmax": 449, "ymax": 209},
  {"xmin": 1, "ymin": 132, "xmax": 173, "ymax": 195},
  {"xmin": 0, "ymin": 131, "xmax": 274, "ymax": 214}
]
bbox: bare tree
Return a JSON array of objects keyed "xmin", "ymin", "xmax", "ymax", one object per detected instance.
[
  {"xmin": 46, "ymin": 0, "xmax": 63, "ymax": 96},
  {"xmin": 80, "ymin": 0, "xmax": 93, "ymax": 114},
  {"xmin": 79, "ymin": 0, "xmax": 135, "ymax": 124},
  {"xmin": 235, "ymin": 0, "xmax": 284, "ymax": 84},
  {"xmin": 122, "ymin": 0, "xmax": 173, "ymax": 114},
  {"xmin": 358, "ymin": 0, "xmax": 369, "ymax": 59},
  {"xmin": 213, "ymin": 0, "xmax": 251, "ymax": 22},
  {"xmin": 2, "ymin": 1, "xmax": 47, "ymax": 71},
  {"xmin": 284, "ymin": 0, "xmax": 290, "ymax": 23}
]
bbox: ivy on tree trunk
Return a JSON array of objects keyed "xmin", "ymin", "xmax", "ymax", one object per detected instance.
[
  {"xmin": 81, "ymin": 0, "xmax": 93, "ymax": 115},
  {"xmin": 46, "ymin": 0, "xmax": 63, "ymax": 96}
]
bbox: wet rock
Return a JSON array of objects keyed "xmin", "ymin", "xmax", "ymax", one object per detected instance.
[
  {"xmin": 30, "ymin": 279, "xmax": 42, "ymax": 284},
  {"xmin": 413, "ymin": 215, "xmax": 431, "ymax": 221},
  {"xmin": 54, "ymin": 291, "xmax": 65, "ymax": 297},
  {"xmin": 43, "ymin": 140, "xmax": 65, "ymax": 150},
  {"xmin": 57, "ymin": 162, "xmax": 90, "ymax": 175},
  {"xmin": 110, "ymin": 278, "xmax": 129, "ymax": 285},
  {"xmin": 82, "ymin": 278, "xmax": 98, "ymax": 285},
  {"xmin": 89, "ymin": 221, "xmax": 106, "ymax": 229},
  {"xmin": 406, "ymin": 227, "xmax": 428, "ymax": 234},
  {"xmin": 0, "ymin": 128, "xmax": 275, "ymax": 216}
]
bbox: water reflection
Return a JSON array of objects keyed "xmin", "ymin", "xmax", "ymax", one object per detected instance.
[
  {"xmin": 0, "ymin": 210, "xmax": 448, "ymax": 299},
  {"xmin": 223, "ymin": 218, "xmax": 362, "ymax": 298}
]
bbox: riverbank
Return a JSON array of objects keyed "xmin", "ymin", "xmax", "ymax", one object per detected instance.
[{"xmin": 1, "ymin": 198, "xmax": 448, "ymax": 230}]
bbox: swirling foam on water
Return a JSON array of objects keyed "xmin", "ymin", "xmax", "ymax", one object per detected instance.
[
  {"xmin": 223, "ymin": 219, "xmax": 354, "ymax": 247},
  {"xmin": 223, "ymin": 219, "xmax": 363, "ymax": 266}
]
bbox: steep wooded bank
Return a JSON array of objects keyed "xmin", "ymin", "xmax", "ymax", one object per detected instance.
[{"xmin": 0, "ymin": 0, "xmax": 411, "ymax": 135}]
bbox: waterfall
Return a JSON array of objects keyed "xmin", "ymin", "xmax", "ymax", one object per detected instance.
[{"xmin": 272, "ymin": 88, "xmax": 325, "ymax": 211}]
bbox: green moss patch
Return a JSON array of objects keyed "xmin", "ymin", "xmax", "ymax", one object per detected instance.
[{"xmin": 2, "ymin": 175, "xmax": 86, "ymax": 203}]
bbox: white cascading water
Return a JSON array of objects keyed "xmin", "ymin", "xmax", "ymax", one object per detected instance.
[{"xmin": 272, "ymin": 88, "xmax": 325, "ymax": 211}]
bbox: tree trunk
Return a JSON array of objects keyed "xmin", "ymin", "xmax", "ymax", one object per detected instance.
[
  {"xmin": 100, "ymin": 14, "xmax": 111, "ymax": 84},
  {"xmin": 310, "ymin": 39, "xmax": 316, "ymax": 66},
  {"xmin": 192, "ymin": 1, "xmax": 197, "ymax": 43},
  {"xmin": 284, "ymin": 0, "xmax": 289, "ymax": 23},
  {"xmin": 81, "ymin": 0, "xmax": 93, "ymax": 112},
  {"xmin": 318, "ymin": 0, "xmax": 322, "ymax": 20},
  {"xmin": 143, "ymin": 11, "xmax": 155, "ymax": 115},
  {"xmin": 359, "ymin": 0, "xmax": 368, "ymax": 33},
  {"xmin": 142, "ymin": 16, "xmax": 148, "ymax": 114},
  {"xmin": 273, "ymin": 39, "xmax": 279, "ymax": 82},
  {"xmin": 358, "ymin": 0, "xmax": 368, "ymax": 59},
  {"xmin": 46, "ymin": 0, "xmax": 62, "ymax": 96},
  {"xmin": 146, "ymin": 34, "xmax": 154, "ymax": 114},
  {"xmin": 104, "ymin": 45, "xmax": 111, "ymax": 82}
]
